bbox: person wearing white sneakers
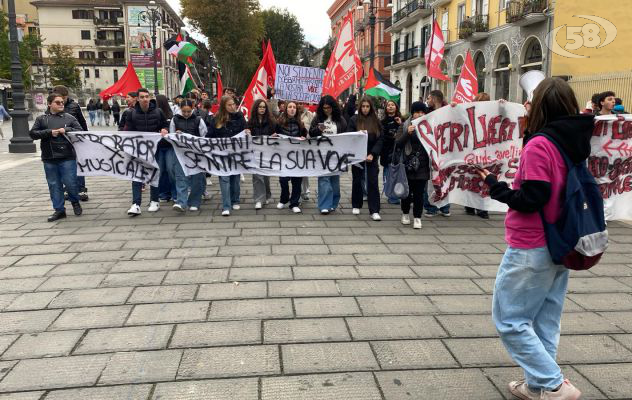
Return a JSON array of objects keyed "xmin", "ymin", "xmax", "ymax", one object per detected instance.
[
  {"xmin": 348, "ymin": 97, "xmax": 383, "ymax": 221},
  {"xmin": 123, "ymin": 88, "xmax": 169, "ymax": 217},
  {"xmin": 395, "ymin": 101, "xmax": 430, "ymax": 230},
  {"xmin": 273, "ymin": 101, "xmax": 306, "ymax": 214},
  {"xmin": 246, "ymin": 99, "xmax": 276, "ymax": 210}
]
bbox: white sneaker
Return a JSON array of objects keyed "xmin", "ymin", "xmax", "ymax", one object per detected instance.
[
  {"xmin": 413, "ymin": 218, "xmax": 422, "ymax": 229},
  {"xmin": 352, "ymin": 208, "xmax": 360, "ymax": 215},
  {"xmin": 321, "ymin": 209, "xmax": 330, "ymax": 215},
  {"xmin": 277, "ymin": 202, "xmax": 286, "ymax": 209},
  {"xmin": 232, "ymin": 204, "xmax": 240, "ymax": 210},
  {"xmin": 255, "ymin": 202, "xmax": 262, "ymax": 210},
  {"xmin": 221, "ymin": 210, "xmax": 230, "ymax": 216},
  {"xmin": 401, "ymin": 214, "xmax": 411, "ymax": 225},
  {"xmin": 292, "ymin": 206, "xmax": 301, "ymax": 214},
  {"xmin": 371, "ymin": 213, "xmax": 381, "ymax": 221},
  {"xmin": 127, "ymin": 204, "xmax": 141, "ymax": 216},
  {"xmin": 147, "ymin": 201, "xmax": 160, "ymax": 212},
  {"xmin": 173, "ymin": 204, "xmax": 185, "ymax": 212},
  {"xmin": 189, "ymin": 206, "xmax": 199, "ymax": 211}
]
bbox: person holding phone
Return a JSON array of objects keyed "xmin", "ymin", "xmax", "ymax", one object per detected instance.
[
  {"xmin": 381, "ymin": 100, "xmax": 403, "ymax": 205},
  {"xmin": 309, "ymin": 95, "xmax": 347, "ymax": 214}
]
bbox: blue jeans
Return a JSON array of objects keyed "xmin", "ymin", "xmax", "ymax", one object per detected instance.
[
  {"xmin": 88, "ymin": 111, "xmax": 96, "ymax": 126},
  {"xmin": 132, "ymin": 181, "xmax": 158, "ymax": 206},
  {"xmin": 161, "ymin": 147, "xmax": 189, "ymax": 207},
  {"xmin": 219, "ymin": 175, "xmax": 240, "ymax": 211},
  {"xmin": 187, "ymin": 173, "xmax": 205, "ymax": 208},
  {"xmin": 382, "ymin": 165, "xmax": 400, "ymax": 204},
  {"xmin": 158, "ymin": 147, "xmax": 176, "ymax": 200},
  {"xmin": 0, "ymin": 105, "xmax": 10, "ymax": 120},
  {"xmin": 423, "ymin": 189, "xmax": 450, "ymax": 214},
  {"xmin": 493, "ymin": 246, "xmax": 569, "ymax": 392},
  {"xmin": 43, "ymin": 160, "xmax": 79, "ymax": 212},
  {"xmin": 317, "ymin": 175, "xmax": 340, "ymax": 210}
]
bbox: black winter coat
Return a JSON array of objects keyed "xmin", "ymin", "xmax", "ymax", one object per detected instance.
[
  {"xmin": 247, "ymin": 117, "xmax": 276, "ymax": 136},
  {"xmin": 172, "ymin": 114, "xmax": 204, "ymax": 137},
  {"xmin": 111, "ymin": 102, "xmax": 121, "ymax": 114},
  {"xmin": 64, "ymin": 98, "xmax": 88, "ymax": 131},
  {"xmin": 29, "ymin": 110, "xmax": 83, "ymax": 161},
  {"xmin": 380, "ymin": 115, "xmax": 401, "ymax": 166},
  {"xmin": 275, "ymin": 117, "xmax": 307, "ymax": 138},
  {"xmin": 395, "ymin": 117, "xmax": 430, "ymax": 180},
  {"xmin": 348, "ymin": 115, "xmax": 384, "ymax": 159},
  {"xmin": 205, "ymin": 112, "xmax": 246, "ymax": 138},
  {"xmin": 308, "ymin": 116, "xmax": 347, "ymax": 137},
  {"xmin": 124, "ymin": 101, "xmax": 169, "ymax": 133},
  {"xmin": 118, "ymin": 108, "xmax": 132, "ymax": 131}
]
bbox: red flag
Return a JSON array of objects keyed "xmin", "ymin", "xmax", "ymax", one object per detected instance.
[
  {"xmin": 212, "ymin": 71, "xmax": 224, "ymax": 114},
  {"xmin": 99, "ymin": 62, "xmax": 142, "ymax": 100},
  {"xmin": 264, "ymin": 40, "xmax": 277, "ymax": 88},
  {"xmin": 425, "ymin": 19, "xmax": 448, "ymax": 81},
  {"xmin": 452, "ymin": 50, "xmax": 478, "ymax": 104},
  {"xmin": 239, "ymin": 45, "xmax": 274, "ymax": 120},
  {"xmin": 322, "ymin": 12, "xmax": 363, "ymax": 99},
  {"xmin": 176, "ymin": 33, "xmax": 183, "ymax": 42}
]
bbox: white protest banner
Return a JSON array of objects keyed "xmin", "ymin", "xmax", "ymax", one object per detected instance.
[
  {"xmin": 415, "ymin": 101, "xmax": 527, "ymax": 213},
  {"xmin": 66, "ymin": 132, "xmax": 162, "ymax": 185},
  {"xmin": 589, "ymin": 115, "xmax": 632, "ymax": 221},
  {"xmin": 274, "ymin": 63, "xmax": 325, "ymax": 104},
  {"xmin": 169, "ymin": 131, "xmax": 368, "ymax": 177}
]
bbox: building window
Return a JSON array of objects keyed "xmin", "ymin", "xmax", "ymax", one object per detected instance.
[
  {"xmin": 474, "ymin": 52, "xmax": 486, "ymax": 93},
  {"xmin": 79, "ymin": 51, "xmax": 95, "ymax": 59},
  {"xmin": 494, "ymin": 46, "xmax": 511, "ymax": 100},
  {"xmin": 457, "ymin": 3, "xmax": 466, "ymax": 26},
  {"xmin": 499, "ymin": 0, "xmax": 507, "ymax": 9},
  {"xmin": 97, "ymin": 31, "xmax": 107, "ymax": 40},
  {"xmin": 114, "ymin": 70, "xmax": 119, "ymax": 82},
  {"xmin": 84, "ymin": 69, "xmax": 90, "ymax": 79},
  {"xmin": 113, "ymin": 51, "xmax": 124, "ymax": 60},
  {"xmin": 72, "ymin": 10, "xmax": 94, "ymax": 19},
  {"xmin": 98, "ymin": 51, "xmax": 108, "ymax": 59},
  {"xmin": 81, "ymin": 30, "xmax": 91, "ymax": 40},
  {"xmin": 95, "ymin": 69, "xmax": 100, "ymax": 78}
]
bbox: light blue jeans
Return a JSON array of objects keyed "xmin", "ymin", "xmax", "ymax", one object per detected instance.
[
  {"xmin": 187, "ymin": 173, "xmax": 205, "ymax": 208},
  {"xmin": 317, "ymin": 175, "xmax": 340, "ymax": 211},
  {"xmin": 219, "ymin": 175, "xmax": 240, "ymax": 211},
  {"xmin": 160, "ymin": 147, "xmax": 189, "ymax": 208},
  {"xmin": 493, "ymin": 246, "xmax": 569, "ymax": 392}
]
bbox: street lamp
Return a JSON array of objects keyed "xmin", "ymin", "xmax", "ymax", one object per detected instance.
[
  {"xmin": 356, "ymin": 0, "xmax": 392, "ymax": 71},
  {"xmin": 138, "ymin": 0, "xmax": 162, "ymax": 96},
  {"xmin": 7, "ymin": 0, "xmax": 36, "ymax": 153}
]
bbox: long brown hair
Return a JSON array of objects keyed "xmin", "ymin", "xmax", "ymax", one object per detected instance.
[
  {"xmin": 277, "ymin": 101, "xmax": 305, "ymax": 131},
  {"xmin": 215, "ymin": 95, "xmax": 234, "ymax": 128},
  {"xmin": 356, "ymin": 96, "xmax": 381, "ymax": 136},
  {"xmin": 527, "ymin": 77, "xmax": 579, "ymax": 135},
  {"xmin": 247, "ymin": 99, "xmax": 274, "ymax": 128}
]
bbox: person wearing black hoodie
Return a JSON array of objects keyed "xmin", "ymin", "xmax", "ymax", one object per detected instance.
[
  {"xmin": 381, "ymin": 99, "xmax": 402, "ymax": 205},
  {"xmin": 479, "ymin": 78, "xmax": 591, "ymax": 400},
  {"xmin": 274, "ymin": 101, "xmax": 307, "ymax": 214},
  {"xmin": 123, "ymin": 88, "xmax": 169, "ymax": 216},
  {"xmin": 111, "ymin": 99, "xmax": 121, "ymax": 126},
  {"xmin": 29, "ymin": 93, "xmax": 84, "ymax": 222},
  {"xmin": 247, "ymin": 99, "xmax": 276, "ymax": 209}
]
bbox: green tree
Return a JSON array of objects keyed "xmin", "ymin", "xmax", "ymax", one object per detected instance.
[
  {"xmin": 0, "ymin": 11, "xmax": 42, "ymax": 88},
  {"xmin": 181, "ymin": 0, "xmax": 263, "ymax": 92},
  {"xmin": 321, "ymin": 37, "xmax": 334, "ymax": 70},
  {"xmin": 47, "ymin": 44, "xmax": 81, "ymax": 89},
  {"xmin": 260, "ymin": 8, "xmax": 304, "ymax": 65}
]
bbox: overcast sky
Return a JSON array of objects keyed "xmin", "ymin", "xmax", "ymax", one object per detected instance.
[{"xmin": 165, "ymin": 0, "xmax": 331, "ymax": 48}]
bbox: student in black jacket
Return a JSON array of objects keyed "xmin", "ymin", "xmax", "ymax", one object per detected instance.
[
  {"xmin": 111, "ymin": 100, "xmax": 121, "ymax": 126},
  {"xmin": 206, "ymin": 95, "xmax": 247, "ymax": 216},
  {"xmin": 381, "ymin": 100, "xmax": 403, "ymax": 205},
  {"xmin": 123, "ymin": 88, "xmax": 169, "ymax": 216},
  {"xmin": 118, "ymin": 91, "xmax": 138, "ymax": 131},
  {"xmin": 348, "ymin": 96, "xmax": 383, "ymax": 221},
  {"xmin": 274, "ymin": 101, "xmax": 307, "ymax": 214},
  {"xmin": 29, "ymin": 93, "xmax": 84, "ymax": 222},
  {"xmin": 247, "ymin": 99, "xmax": 276, "ymax": 209}
]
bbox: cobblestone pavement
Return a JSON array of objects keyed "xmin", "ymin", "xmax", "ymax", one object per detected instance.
[{"xmin": 0, "ymin": 126, "xmax": 631, "ymax": 399}]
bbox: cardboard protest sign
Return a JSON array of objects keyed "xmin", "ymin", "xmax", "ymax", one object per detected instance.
[{"xmin": 274, "ymin": 64, "xmax": 325, "ymax": 104}]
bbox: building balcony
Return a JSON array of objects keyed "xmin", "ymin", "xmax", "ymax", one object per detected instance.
[
  {"xmin": 506, "ymin": 0, "xmax": 548, "ymax": 26},
  {"xmin": 94, "ymin": 39, "xmax": 125, "ymax": 47},
  {"xmin": 387, "ymin": 1, "xmax": 430, "ymax": 33},
  {"xmin": 77, "ymin": 58, "xmax": 126, "ymax": 66},
  {"xmin": 93, "ymin": 17, "xmax": 122, "ymax": 26},
  {"xmin": 384, "ymin": 17, "xmax": 393, "ymax": 30},
  {"xmin": 458, "ymin": 14, "xmax": 489, "ymax": 41},
  {"xmin": 390, "ymin": 45, "xmax": 425, "ymax": 69},
  {"xmin": 429, "ymin": 0, "xmax": 451, "ymax": 8}
]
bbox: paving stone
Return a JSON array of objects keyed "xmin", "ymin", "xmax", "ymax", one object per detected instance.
[
  {"xmin": 0, "ymin": 278, "xmax": 46, "ymax": 294},
  {"xmin": 153, "ymin": 379, "xmax": 258, "ymax": 400},
  {"xmin": 75, "ymin": 325, "xmax": 173, "ymax": 354},
  {"xmin": 406, "ymin": 278, "xmax": 484, "ymax": 295},
  {"xmin": 261, "ymin": 372, "xmax": 382, "ymax": 400},
  {"xmin": 272, "ymin": 244, "xmax": 330, "ymax": 255},
  {"xmin": 372, "ymin": 339, "xmax": 459, "ymax": 369},
  {"xmin": 100, "ymin": 271, "xmax": 166, "ymax": 287},
  {"xmin": 599, "ymin": 311, "xmax": 632, "ymax": 332},
  {"xmin": 5, "ymin": 291, "xmax": 59, "ymax": 311},
  {"xmin": 232, "ymin": 255, "xmax": 295, "ymax": 267},
  {"xmin": 0, "ymin": 310, "xmax": 61, "ymax": 334},
  {"xmin": 268, "ymin": 280, "xmax": 339, "ymax": 297},
  {"xmin": 0, "ymin": 335, "xmax": 18, "ymax": 355},
  {"xmin": 197, "ymin": 282, "xmax": 266, "ymax": 300},
  {"xmin": 292, "ymin": 266, "xmax": 359, "ymax": 279},
  {"xmin": 0, "ymin": 360, "xmax": 16, "ymax": 382},
  {"xmin": 0, "ymin": 354, "xmax": 110, "ymax": 392},
  {"xmin": 444, "ymin": 338, "xmax": 516, "ymax": 366},
  {"xmin": 209, "ymin": 298, "xmax": 293, "ymax": 320},
  {"xmin": 48, "ymin": 287, "xmax": 133, "ymax": 308},
  {"xmin": 567, "ymin": 277, "xmax": 632, "ymax": 293},
  {"xmin": 429, "ymin": 294, "xmax": 494, "ymax": 313},
  {"xmin": 126, "ymin": 302, "xmax": 209, "ymax": 325},
  {"xmin": 0, "ymin": 265, "xmax": 55, "ymax": 279},
  {"xmin": 337, "ymin": 279, "xmax": 413, "ymax": 296},
  {"xmin": 437, "ymin": 314, "xmax": 498, "ymax": 337},
  {"xmin": 353, "ymin": 254, "xmax": 413, "ymax": 265},
  {"xmin": 322, "ymin": 235, "xmax": 382, "ymax": 244},
  {"xmin": 264, "ymin": 318, "xmax": 350, "ymax": 343},
  {"xmin": 177, "ymin": 346, "xmax": 279, "ymax": 379},
  {"xmin": 181, "ymin": 256, "xmax": 233, "ymax": 269},
  {"xmin": 356, "ymin": 295, "xmax": 438, "ymax": 316},
  {"xmin": 45, "ymin": 385, "xmax": 152, "ymax": 400},
  {"xmin": 170, "ymin": 320, "xmax": 261, "ymax": 348},
  {"xmin": 557, "ymin": 334, "xmax": 632, "ymax": 363},
  {"xmin": 1, "ymin": 331, "xmax": 83, "ymax": 360},
  {"xmin": 98, "ymin": 350, "xmax": 182, "ymax": 385},
  {"xmin": 162, "ymin": 269, "xmax": 229, "ymax": 285},
  {"xmin": 47, "ymin": 262, "xmax": 114, "ymax": 276},
  {"xmin": 575, "ymin": 363, "xmax": 632, "ymax": 399},
  {"xmin": 15, "ymin": 253, "xmax": 76, "ymax": 266},
  {"xmin": 346, "ymin": 316, "xmax": 446, "ymax": 340},
  {"xmin": 110, "ymin": 258, "xmax": 182, "ymax": 273},
  {"xmin": 282, "ymin": 342, "xmax": 378, "ymax": 374},
  {"xmin": 567, "ymin": 293, "xmax": 632, "ymax": 311},
  {"xmin": 0, "ymin": 294, "xmax": 19, "ymax": 311},
  {"xmin": 356, "ymin": 265, "xmax": 417, "ymax": 278},
  {"xmin": 71, "ymin": 250, "xmax": 135, "ymax": 263},
  {"xmin": 37, "ymin": 274, "xmax": 105, "ymax": 291},
  {"xmin": 294, "ymin": 297, "xmax": 361, "ymax": 317},
  {"xmin": 0, "ymin": 392, "xmax": 44, "ymax": 400},
  {"xmin": 128, "ymin": 285, "xmax": 197, "ymax": 304},
  {"xmin": 134, "ymin": 249, "xmax": 170, "ymax": 260},
  {"xmin": 409, "ymin": 254, "xmax": 475, "ymax": 265},
  {"xmin": 50, "ymin": 306, "xmax": 132, "ymax": 330},
  {"xmin": 411, "ymin": 265, "xmax": 481, "ymax": 278},
  {"xmin": 229, "ymin": 267, "xmax": 292, "ymax": 281},
  {"xmin": 227, "ymin": 236, "xmax": 279, "ymax": 246},
  {"xmin": 560, "ymin": 312, "xmax": 624, "ymax": 334},
  {"xmin": 123, "ymin": 239, "xmax": 183, "ymax": 249},
  {"xmin": 66, "ymin": 241, "xmax": 125, "ymax": 252},
  {"xmin": 218, "ymin": 245, "xmax": 271, "ymax": 256}
]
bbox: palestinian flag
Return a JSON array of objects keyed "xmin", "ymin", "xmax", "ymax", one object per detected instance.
[
  {"xmin": 180, "ymin": 64, "xmax": 195, "ymax": 96},
  {"xmin": 364, "ymin": 68, "xmax": 402, "ymax": 101},
  {"xmin": 168, "ymin": 41, "xmax": 198, "ymax": 61}
]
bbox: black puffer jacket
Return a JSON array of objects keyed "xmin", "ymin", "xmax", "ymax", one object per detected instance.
[
  {"xmin": 206, "ymin": 112, "xmax": 246, "ymax": 138},
  {"xmin": 247, "ymin": 117, "xmax": 276, "ymax": 136},
  {"xmin": 395, "ymin": 117, "xmax": 430, "ymax": 180},
  {"xmin": 111, "ymin": 102, "xmax": 120, "ymax": 114},
  {"xmin": 64, "ymin": 98, "xmax": 88, "ymax": 131},
  {"xmin": 124, "ymin": 101, "xmax": 169, "ymax": 133},
  {"xmin": 348, "ymin": 115, "xmax": 384, "ymax": 159},
  {"xmin": 29, "ymin": 110, "xmax": 83, "ymax": 161},
  {"xmin": 118, "ymin": 107, "xmax": 132, "ymax": 130},
  {"xmin": 380, "ymin": 115, "xmax": 401, "ymax": 166},
  {"xmin": 275, "ymin": 117, "xmax": 307, "ymax": 138},
  {"xmin": 172, "ymin": 114, "xmax": 203, "ymax": 137}
]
